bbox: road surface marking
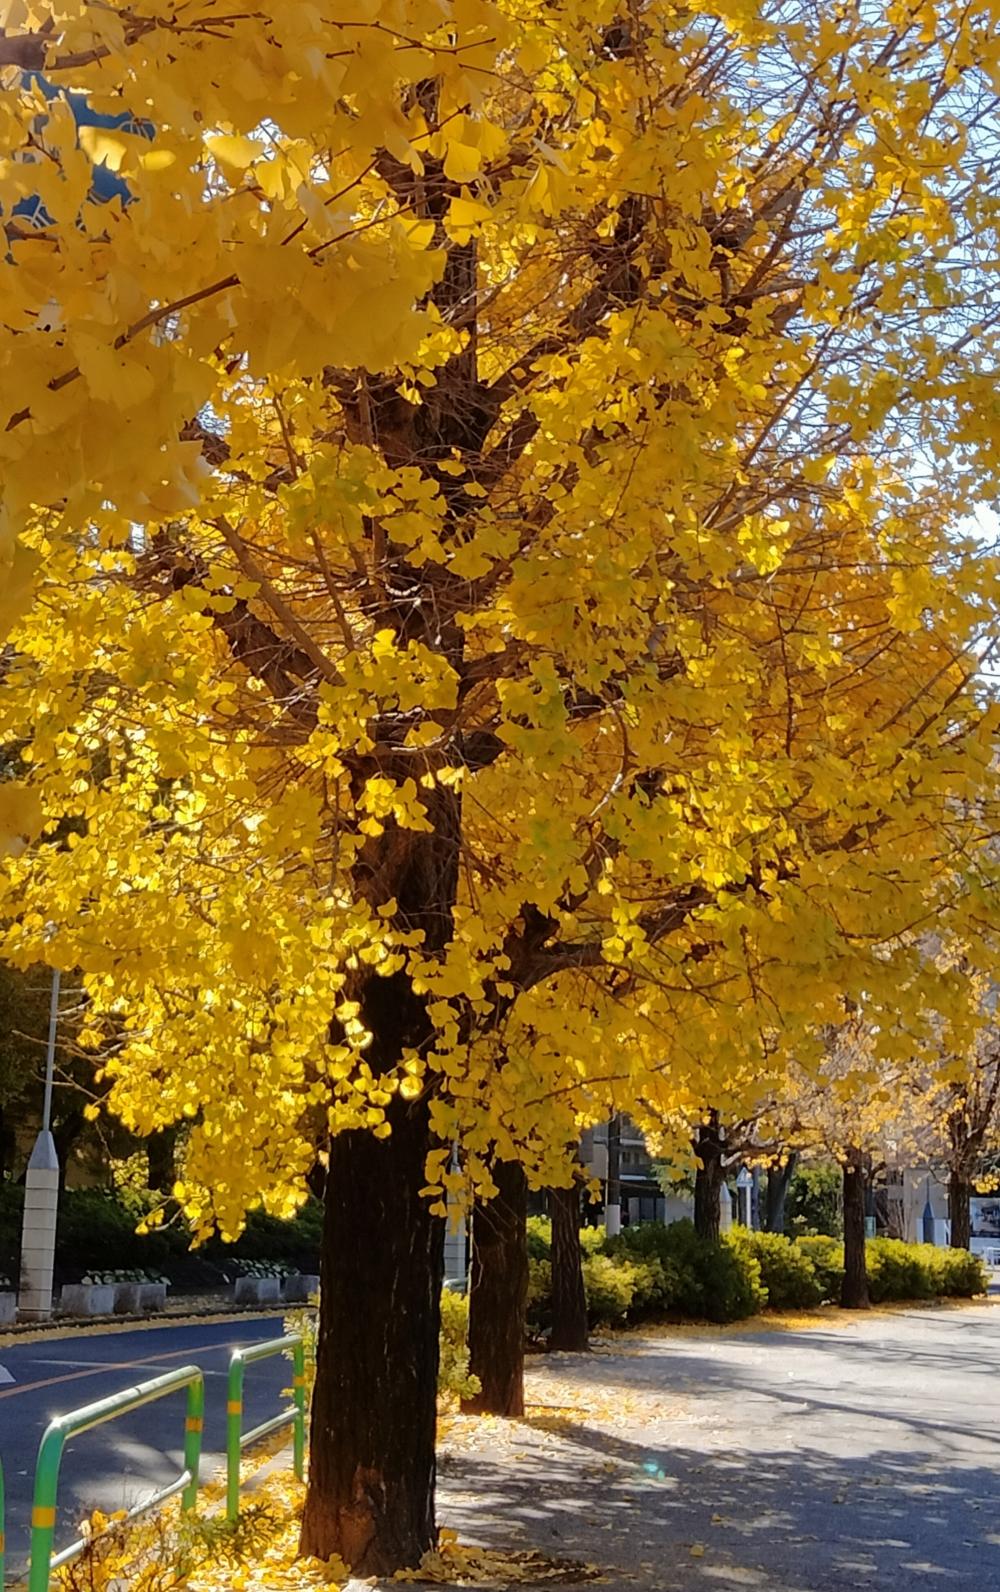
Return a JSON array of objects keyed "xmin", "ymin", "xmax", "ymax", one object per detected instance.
[
  {"xmin": 0, "ymin": 1362, "xmax": 13, "ymax": 1384},
  {"xmin": 0, "ymin": 1335, "xmax": 255, "ymax": 1401}
]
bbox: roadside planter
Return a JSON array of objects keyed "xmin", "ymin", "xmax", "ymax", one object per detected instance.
[
  {"xmin": 282, "ymin": 1272, "xmax": 319, "ymax": 1303},
  {"xmin": 232, "ymin": 1261, "xmax": 287, "ymax": 1306},
  {"xmin": 234, "ymin": 1275, "xmax": 281, "ymax": 1305},
  {"xmin": 64, "ymin": 1270, "xmax": 170, "ymax": 1316},
  {"xmin": 107, "ymin": 1272, "xmax": 170, "ymax": 1314},
  {"xmin": 113, "ymin": 1283, "xmax": 144, "ymax": 1314},
  {"xmin": 60, "ymin": 1281, "xmax": 116, "ymax": 1317}
]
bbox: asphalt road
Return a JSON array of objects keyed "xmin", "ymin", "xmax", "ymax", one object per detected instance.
[{"xmin": 0, "ymin": 1316, "xmax": 289, "ymax": 1580}]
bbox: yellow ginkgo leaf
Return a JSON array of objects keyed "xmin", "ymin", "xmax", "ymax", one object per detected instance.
[
  {"xmin": 206, "ymin": 133, "xmax": 262, "ymax": 171},
  {"xmin": 443, "ymin": 141, "xmax": 482, "ymax": 182},
  {"xmin": 0, "ymin": 781, "xmax": 43, "ymax": 858}
]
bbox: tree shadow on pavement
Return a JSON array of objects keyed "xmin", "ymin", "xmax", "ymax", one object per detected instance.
[{"xmin": 436, "ymin": 1411, "xmax": 1000, "ymax": 1590}]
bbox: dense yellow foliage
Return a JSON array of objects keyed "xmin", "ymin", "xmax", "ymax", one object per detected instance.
[{"xmin": 2, "ymin": 2, "xmax": 1000, "ymax": 1231}]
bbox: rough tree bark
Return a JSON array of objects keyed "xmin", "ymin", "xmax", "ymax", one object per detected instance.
[
  {"xmin": 764, "ymin": 1153, "xmax": 797, "ymax": 1234},
  {"xmin": 146, "ymin": 1125, "xmax": 178, "ymax": 1193},
  {"xmin": 463, "ymin": 1158, "xmax": 528, "ymax": 1416},
  {"xmin": 53, "ymin": 1108, "xmax": 84, "ymax": 1191},
  {"xmin": 948, "ymin": 1170, "xmax": 972, "ymax": 1250},
  {"xmin": 549, "ymin": 1180, "xmax": 589, "ymax": 1351},
  {"xmin": 840, "ymin": 1151, "xmax": 870, "ymax": 1309},
  {"xmin": 693, "ymin": 1111, "xmax": 724, "ymax": 1242},
  {"xmin": 300, "ymin": 787, "xmax": 461, "ymax": 1572}
]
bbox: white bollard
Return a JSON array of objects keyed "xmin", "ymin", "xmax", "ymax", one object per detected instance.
[{"xmin": 18, "ymin": 1130, "xmax": 59, "ymax": 1320}]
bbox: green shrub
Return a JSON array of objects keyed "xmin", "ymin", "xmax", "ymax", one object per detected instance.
[
  {"xmin": 866, "ymin": 1238, "xmax": 929, "ymax": 1302},
  {"xmin": 787, "ymin": 1164, "xmax": 843, "ymax": 1237},
  {"xmin": 526, "ymin": 1215, "xmax": 552, "ymax": 1260},
  {"xmin": 439, "ymin": 1286, "xmax": 481, "ymax": 1403},
  {"xmin": 728, "ymin": 1227, "xmax": 824, "ymax": 1310},
  {"xmin": 0, "ymin": 1182, "xmax": 23, "ymax": 1273},
  {"xmin": 579, "ymin": 1224, "xmax": 607, "ymax": 1255},
  {"xmin": 284, "ymin": 1286, "xmax": 480, "ymax": 1408},
  {"xmin": 48, "ymin": 1188, "xmax": 323, "ymax": 1284},
  {"xmin": 702, "ymin": 1235, "xmax": 766, "ymax": 1322},
  {"xmin": 627, "ymin": 1256, "xmax": 671, "ymax": 1313},
  {"xmin": 934, "ymin": 1247, "xmax": 986, "ymax": 1297},
  {"xmin": 526, "ymin": 1256, "xmax": 552, "ymax": 1334},
  {"xmin": 55, "ymin": 1188, "xmax": 185, "ymax": 1271},
  {"xmin": 528, "ymin": 1218, "xmax": 983, "ymax": 1333},
  {"xmin": 609, "ymin": 1219, "xmax": 764, "ymax": 1322},
  {"xmin": 864, "ymin": 1239, "xmax": 986, "ymax": 1302},
  {"xmin": 795, "ymin": 1235, "xmax": 844, "ymax": 1301},
  {"xmin": 582, "ymin": 1253, "xmax": 636, "ymax": 1325}
]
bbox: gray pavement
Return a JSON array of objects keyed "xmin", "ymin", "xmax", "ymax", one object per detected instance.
[
  {"xmin": 0, "ymin": 1317, "xmax": 289, "ymax": 1580},
  {"xmin": 434, "ymin": 1302, "xmax": 1000, "ymax": 1591}
]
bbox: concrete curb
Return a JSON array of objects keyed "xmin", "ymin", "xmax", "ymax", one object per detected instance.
[{"xmin": 0, "ymin": 1301, "xmax": 313, "ymax": 1348}]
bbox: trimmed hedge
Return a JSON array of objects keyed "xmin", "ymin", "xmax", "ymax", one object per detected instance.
[
  {"xmin": 525, "ymin": 1218, "xmax": 987, "ymax": 1330},
  {"xmin": 728, "ymin": 1227, "xmax": 824, "ymax": 1309}
]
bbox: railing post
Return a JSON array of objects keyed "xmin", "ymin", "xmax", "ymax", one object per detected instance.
[
  {"xmin": 225, "ymin": 1334, "xmax": 307, "ymax": 1520},
  {"xmin": 25, "ymin": 1366, "xmax": 204, "ymax": 1589},
  {"xmin": 28, "ymin": 1422, "xmax": 65, "ymax": 1592},
  {"xmin": 182, "ymin": 1372, "xmax": 204, "ymax": 1512},
  {"xmin": 292, "ymin": 1338, "xmax": 306, "ymax": 1482},
  {"xmin": 226, "ymin": 1352, "xmax": 246, "ymax": 1524}
]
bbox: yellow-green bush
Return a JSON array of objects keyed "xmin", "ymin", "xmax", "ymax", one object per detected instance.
[
  {"xmin": 285, "ymin": 1285, "xmax": 480, "ymax": 1406},
  {"xmin": 524, "ymin": 1219, "xmax": 984, "ymax": 1335},
  {"xmin": 526, "ymin": 1255, "xmax": 552, "ymax": 1335},
  {"xmin": 439, "ymin": 1286, "xmax": 481, "ymax": 1403},
  {"xmin": 794, "ymin": 1234, "xmax": 844, "ymax": 1300},
  {"xmin": 866, "ymin": 1239, "xmax": 986, "ymax": 1302},
  {"xmin": 727, "ymin": 1227, "xmax": 824, "ymax": 1309},
  {"xmin": 581, "ymin": 1253, "xmax": 637, "ymax": 1324},
  {"xmin": 526, "ymin": 1215, "xmax": 551, "ymax": 1260}
]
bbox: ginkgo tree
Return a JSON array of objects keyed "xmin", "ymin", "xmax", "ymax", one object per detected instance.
[
  {"xmin": 899, "ymin": 950, "xmax": 1000, "ymax": 1250},
  {"xmin": 3, "ymin": 0, "xmax": 1000, "ymax": 1574}
]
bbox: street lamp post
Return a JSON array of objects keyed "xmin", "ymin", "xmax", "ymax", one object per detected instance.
[{"xmin": 18, "ymin": 967, "xmax": 61, "ymax": 1320}]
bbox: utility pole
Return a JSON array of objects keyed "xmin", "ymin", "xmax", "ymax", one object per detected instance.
[
  {"xmin": 18, "ymin": 967, "xmax": 61, "ymax": 1319},
  {"xmin": 736, "ymin": 1166, "xmax": 753, "ymax": 1228},
  {"xmin": 605, "ymin": 1113, "xmax": 622, "ymax": 1237},
  {"xmin": 443, "ymin": 1141, "xmax": 468, "ymax": 1289}
]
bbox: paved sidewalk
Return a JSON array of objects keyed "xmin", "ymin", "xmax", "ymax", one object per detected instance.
[{"xmin": 407, "ymin": 1301, "xmax": 1000, "ymax": 1591}]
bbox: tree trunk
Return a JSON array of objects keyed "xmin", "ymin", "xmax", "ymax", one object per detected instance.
[
  {"xmin": 306, "ymin": 1156, "xmax": 328, "ymax": 1203},
  {"xmin": 53, "ymin": 1109, "xmax": 84, "ymax": 1191},
  {"xmin": 146, "ymin": 1125, "xmax": 178, "ymax": 1193},
  {"xmin": 301, "ymin": 782, "xmax": 460, "ymax": 1574},
  {"xmin": 300, "ymin": 1077, "xmax": 443, "ymax": 1571},
  {"xmin": 463, "ymin": 1159, "xmax": 527, "ymax": 1415},
  {"xmin": 549, "ymin": 1181, "xmax": 588, "ymax": 1351},
  {"xmin": 840, "ymin": 1153, "xmax": 870, "ymax": 1309},
  {"xmin": 948, "ymin": 1170, "xmax": 972, "ymax": 1250},
  {"xmin": 764, "ymin": 1153, "xmax": 797, "ymax": 1234},
  {"xmin": 693, "ymin": 1112, "xmax": 724, "ymax": 1242}
]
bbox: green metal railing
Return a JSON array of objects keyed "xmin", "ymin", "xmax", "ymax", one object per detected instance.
[
  {"xmin": 27, "ymin": 1364, "xmax": 204, "ymax": 1592},
  {"xmin": 226, "ymin": 1335, "xmax": 306, "ymax": 1522}
]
